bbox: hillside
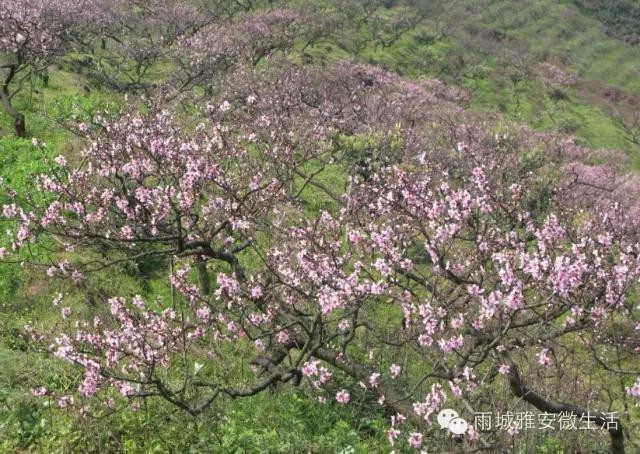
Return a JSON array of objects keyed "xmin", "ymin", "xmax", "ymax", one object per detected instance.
[{"xmin": 1, "ymin": 1, "xmax": 639, "ymax": 453}]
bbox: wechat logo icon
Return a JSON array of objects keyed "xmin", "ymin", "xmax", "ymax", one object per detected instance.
[{"xmin": 437, "ymin": 408, "xmax": 469, "ymax": 435}]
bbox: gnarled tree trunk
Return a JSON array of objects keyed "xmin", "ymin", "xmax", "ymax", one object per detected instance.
[
  {"xmin": 506, "ymin": 358, "xmax": 625, "ymax": 454},
  {"xmin": 0, "ymin": 90, "xmax": 25, "ymax": 137},
  {"xmin": 1, "ymin": 64, "xmax": 26, "ymax": 137}
]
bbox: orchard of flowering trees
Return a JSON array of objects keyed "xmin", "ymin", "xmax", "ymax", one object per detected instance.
[
  {"xmin": 0, "ymin": 1, "xmax": 71, "ymax": 136},
  {"xmin": 1, "ymin": 0, "xmax": 639, "ymax": 452}
]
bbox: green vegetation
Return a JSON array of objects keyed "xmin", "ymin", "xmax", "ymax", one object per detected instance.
[
  {"xmin": 574, "ymin": 0, "xmax": 640, "ymax": 45},
  {"xmin": 1, "ymin": 1, "xmax": 639, "ymax": 452}
]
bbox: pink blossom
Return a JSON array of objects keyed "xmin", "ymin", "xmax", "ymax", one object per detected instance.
[
  {"xmin": 626, "ymin": 377, "xmax": 640, "ymax": 398},
  {"xmin": 250, "ymin": 285, "xmax": 264, "ymax": 300},
  {"xmin": 120, "ymin": 225, "xmax": 134, "ymax": 240},
  {"xmin": 31, "ymin": 386, "xmax": 47, "ymax": 396},
  {"xmin": 57, "ymin": 396, "xmax": 74, "ymax": 409},
  {"xmin": 387, "ymin": 428, "xmax": 400, "ymax": 446},
  {"xmin": 276, "ymin": 330, "xmax": 289, "ymax": 344},
  {"xmin": 2, "ymin": 203, "xmax": 17, "ymax": 218},
  {"xmin": 61, "ymin": 307, "xmax": 72, "ymax": 319},
  {"xmin": 407, "ymin": 432, "xmax": 423, "ymax": 449},
  {"xmin": 449, "ymin": 381, "xmax": 462, "ymax": 398},
  {"xmin": 467, "ymin": 424, "xmax": 480, "ymax": 442},
  {"xmin": 537, "ymin": 348, "xmax": 552, "ymax": 367},
  {"xmin": 301, "ymin": 360, "xmax": 319, "ymax": 377},
  {"xmin": 451, "ymin": 314, "xmax": 464, "ymax": 329},
  {"xmin": 317, "ymin": 367, "xmax": 332, "ymax": 385},
  {"xmin": 71, "ymin": 270, "xmax": 84, "ymax": 284},
  {"xmin": 507, "ymin": 424, "xmax": 520, "ymax": 436},
  {"xmin": 52, "ymin": 293, "xmax": 63, "ymax": 306},
  {"xmin": 79, "ymin": 365, "xmax": 101, "ymax": 396},
  {"xmin": 335, "ymin": 389, "xmax": 350, "ymax": 404},
  {"xmin": 196, "ymin": 306, "xmax": 211, "ymax": 322},
  {"xmin": 132, "ymin": 295, "xmax": 146, "ymax": 309}
]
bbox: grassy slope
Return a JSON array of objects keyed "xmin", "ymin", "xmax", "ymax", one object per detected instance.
[
  {"xmin": 352, "ymin": 0, "xmax": 640, "ymax": 166},
  {"xmin": 1, "ymin": 1, "xmax": 640, "ymax": 452}
]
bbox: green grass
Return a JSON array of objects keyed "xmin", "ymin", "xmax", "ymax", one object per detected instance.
[
  {"xmin": 503, "ymin": 1, "xmax": 640, "ymax": 93},
  {"xmin": 1, "ymin": 1, "xmax": 640, "ymax": 452},
  {"xmin": 0, "ymin": 67, "xmax": 121, "ymax": 149},
  {"xmin": 333, "ymin": 0, "xmax": 640, "ymax": 165}
]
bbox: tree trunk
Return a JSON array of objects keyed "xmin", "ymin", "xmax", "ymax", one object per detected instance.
[
  {"xmin": 195, "ymin": 257, "xmax": 210, "ymax": 296},
  {"xmin": 14, "ymin": 112, "xmax": 25, "ymax": 137},
  {"xmin": 506, "ymin": 358, "xmax": 624, "ymax": 454},
  {"xmin": 0, "ymin": 89, "xmax": 26, "ymax": 137}
]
